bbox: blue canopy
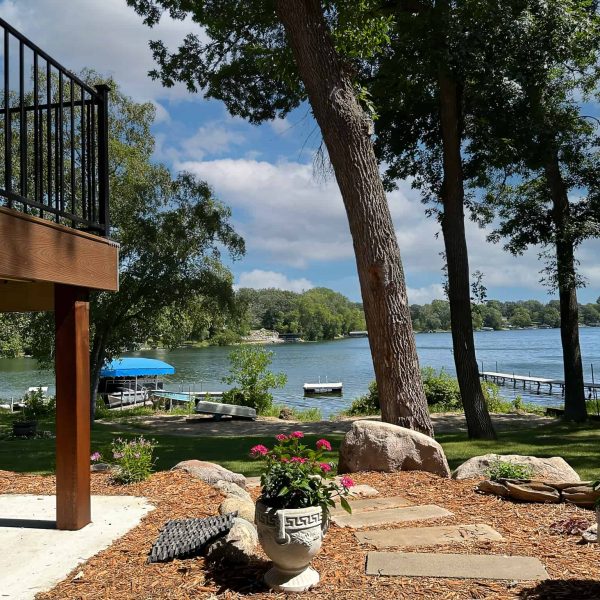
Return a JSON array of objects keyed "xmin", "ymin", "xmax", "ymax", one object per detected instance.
[{"xmin": 100, "ymin": 358, "xmax": 175, "ymax": 378}]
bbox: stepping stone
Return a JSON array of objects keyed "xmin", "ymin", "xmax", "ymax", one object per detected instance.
[
  {"xmin": 356, "ymin": 524, "xmax": 503, "ymax": 549},
  {"xmin": 348, "ymin": 484, "xmax": 379, "ymax": 498},
  {"xmin": 330, "ymin": 495, "xmax": 413, "ymax": 517},
  {"xmin": 331, "ymin": 505, "xmax": 452, "ymax": 528},
  {"xmin": 366, "ymin": 552, "xmax": 548, "ymax": 580}
]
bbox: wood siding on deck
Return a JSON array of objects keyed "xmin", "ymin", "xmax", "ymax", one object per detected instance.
[{"xmin": 0, "ymin": 208, "xmax": 119, "ymax": 292}]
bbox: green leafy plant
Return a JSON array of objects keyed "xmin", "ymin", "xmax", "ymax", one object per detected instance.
[
  {"xmin": 486, "ymin": 459, "xmax": 534, "ymax": 481},
  {"xmin": 421, "ymin": 368, "xmax": 462, "ymax": 409},
  {"xmin": 102, "ymin": 436, "xmax": 157, "ymax": 484},
  {"xmin": 250, "ymin": 432, "xmax": 353, "ymax": 514},
  {"xmin": 222, "ymin": 346, "xmax": 287, "ymax": 414},
  {"xmin": 17, "ymin": 389, "xmax": 55, "ymax": 422},
  {"xmin": 344, "ymin": 380, "xmax": 380, "ymax": 416}
]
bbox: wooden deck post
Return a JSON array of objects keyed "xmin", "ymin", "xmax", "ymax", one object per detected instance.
[{"xmin": 55, "ymin": 284, "xmax": 91, "ymax": 530}]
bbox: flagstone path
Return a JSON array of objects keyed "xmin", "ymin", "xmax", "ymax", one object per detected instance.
[{"xmin": 339, "ymin": 490, "xmax": 548, "ymax": 582}]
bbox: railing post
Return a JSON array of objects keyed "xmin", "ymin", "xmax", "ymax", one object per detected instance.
[{"xmin": 95, "ymin": 84, "xmax": 110, "ymax": 236}]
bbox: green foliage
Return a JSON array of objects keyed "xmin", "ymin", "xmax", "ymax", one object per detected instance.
[
  {"xmin": 19, "ymin": 390, "xmax": 55, "ymax": 422},
  {"xmin": 0, "ymin": 314, "xmax": 32, "ymax": 358},
  {"xmin": 251, "ymin": 432, "xmax": 352, "ymax": 513},
  {"xmin": 345, "ymin": 380, "xmax": 380, "ymax": 416},
  {"xmin": 486, "ymin": 459, "xmax": 534, "ymax": 482},
  {"xmin": 261, "ymin": 404, "xmax": 323, "ymax": 422},
  {"xmin": 421, "ymin": 368, "xmax": 462, "ymax": 409},
  {"xmin": 222, "ymin": 346, "xmax": 287, "ymax": 414},
  {"xmin": 104, "ymin": 436, "xmax": 158, "ymax": 484}
]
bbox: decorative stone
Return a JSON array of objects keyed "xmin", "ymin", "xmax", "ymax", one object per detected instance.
[
  {"xmin": 172, "ymin": 460, "xmax": 246, "ymax": 488},
  {"xmin": 503, "ymin": 481, "xmax": 560, "ymax": 503},
  {"xmin": 90, "ymin": 462, "xmax": 111, "ymax": 473},
  {"xmin": 219, "ymin": 497, "xmax": 255, "ymax": 523},
  {"xmin": 204, "ymin": 517, "xmax": 259, "ymax": 565},
  {"xmin": 562, "ymin": 485, "xmax": 600, "ymax": 508},
  {"xmin": 452, "ymin": 454, "xmax": 580, "ymax": 482},
  {"xmin": 475, "ymin": 479, "xmax": 510, "ymax": 497},
  {"xmin": 214, "ymin": 480, "xmax": 252, "ymax": 502},
  {"xmin": 278, "ymin": 407, "xmax": 294, "ymax": 420},
  {"xmin": 338, "ymin": 420, "xmax": 451, "ymax": 478},
  {"xmin": 582, "ymin": 523, "xmax": 598, "ymax": 543}
]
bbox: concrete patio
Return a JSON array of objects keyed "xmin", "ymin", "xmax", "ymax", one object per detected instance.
[{"xmin": 0, "ymin": 494, "xmax": 154, "ymax": 600}]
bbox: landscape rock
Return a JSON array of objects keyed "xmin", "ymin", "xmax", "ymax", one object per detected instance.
[
  {"xmin": 90, "ymin": 462, "xmax": 112, "ymax": 473},
  {"xmin": 214, "ymin": 480, "xmax": 253, "ymax": 502},
  {"xmin": 172, "ymin": 460, "xmax": 246, "ymax": 488},
  {"xmin": 338, "ymin": 420, "xmax": 451, "ymax": 478},
  {"xmin": 219, "ymin": 497, "xmax": 256, "ymax": 523},
  {"xmin": 504, "ymin": 481, "xmax": 560, "ymax": 503},
  {"xmin": 204, "ymin": 517, "xmax": 259, "ymax": 564},
  {"xmin": 562, "ymin": 485, "xmax": 600, "ymax": 508},
  {"xmin": 475, "ymin": 479, "xmax": 510, "ymax": 498},
  {"xmin": 452, "ymin": 454, "xmax": 580, "ymax": 482},
  {"xmin": 582, "ymin": 523, "xmax": 598, "ymax": 543},
  {"xmin": 278, "ymin": 407, "xmax": 294, "ymax": 420}
]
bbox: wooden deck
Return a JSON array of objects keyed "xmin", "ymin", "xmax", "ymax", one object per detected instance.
[{"xmin": 480, "ymin": 371, "xmax": 600, "ymax": 396}]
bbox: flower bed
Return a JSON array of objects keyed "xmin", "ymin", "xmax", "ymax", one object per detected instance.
[{"xmin": 1, "ymin": 469, "xmax": 599, "ymax": 599}]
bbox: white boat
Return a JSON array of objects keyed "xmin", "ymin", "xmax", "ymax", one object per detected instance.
[{"xmin": 303, "ymin": 382, "xmax": 343, "ymax": 395}]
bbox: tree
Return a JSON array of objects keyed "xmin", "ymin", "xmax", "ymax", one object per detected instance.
[
  {"xmin": 30, "ymin": 77, "xmax": 245, "ymax": 418},
  {"xmin": 222, "ymin": 346, "xmax": 287, "ymax": 414},
  {"xmin": 127, "ymin": 0, "xmax": 434, "ymax": 434},
  {"xmin": 509, "ymin": 308, "xmax": 532, "ymax": 329},
  {"xmin": 371, "ymin": 0, "xmax": 498, "ymax": 438},
  {"xmin": 473, "ymin": 1, "xmax": 600, "ymax": 422}
]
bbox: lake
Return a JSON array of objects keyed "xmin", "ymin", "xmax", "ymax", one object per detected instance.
[{"xmin": 1, "ymin": 328, "xmax": 600, "ymax": 418}]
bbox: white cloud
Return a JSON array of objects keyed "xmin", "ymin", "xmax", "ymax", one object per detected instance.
[
  {"xmin": 406, "ymin": 284, "xmax": 446, "ymax": 304},
  {"xmin": 1, "ymin": 0, "xmax": 200, "ymax": 101},
  {"xmin": 180, "ymin": 123, "xmax": 246, "ymax": 160},
  {"xmin": 237, "ymin": 270, "xmax": 313, "ymax": 293}
]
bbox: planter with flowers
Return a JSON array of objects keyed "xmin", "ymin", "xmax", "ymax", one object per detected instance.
[{"xmin": 251, "ymin": 432, "xmax": 353, "ymax": 592}]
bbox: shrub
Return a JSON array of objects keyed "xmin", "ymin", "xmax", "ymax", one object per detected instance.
[
  {"xmin": 486, "ymin": 459, "xmax": 534, "ymax": 481},
  {"xmin": 421, "ymin": 368, "xmax": 462, "ymax": 410},
  {"xmin": 105, "ymin": 436, "xmax": 157, "ymax": 484},
  {"xmin": 19, "ymin": 389, "xmax": 55, "ymax": 421},
  {"xmin": 345, "ymin": 380, "xmax": 380, "ymax": 416},
  {"xmin": 222, "ymin": 346, "xmax": 287, "ymax": 414}
]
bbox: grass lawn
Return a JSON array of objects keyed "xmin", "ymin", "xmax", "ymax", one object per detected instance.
[{"xmin": 1, "ymin": 412, "xmax": 599, "ymax": 479}]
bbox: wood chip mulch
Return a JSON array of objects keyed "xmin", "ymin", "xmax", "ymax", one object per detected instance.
[{"xmin": 1, "ymin": 469, "xmax": 599, "ymax": 600}]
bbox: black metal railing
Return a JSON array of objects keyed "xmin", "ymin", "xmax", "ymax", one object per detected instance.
[{"xmin": 0, "ymin": 18, "xmax": 109, "ymax": 235}]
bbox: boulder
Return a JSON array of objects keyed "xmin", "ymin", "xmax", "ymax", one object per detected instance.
[
  {"xmin": 338, "ymin": 420, "xmax": 451, "ymax": 478},
  {"xmin": 90, "ymin": 462, "xmax": 112, "ymax": 473},
  {"xmin": 219, "ymin": 497, "xmax": 256, "ymax": 523},
  {"xmin": 452, "ymin": 454, "xmax": 580, "ymax": 482},
  {"xmin": 204, "ymin": 517, "xmax": 259, "ymax": 564},
  {"xmin": 214, "ymin": 480, "xmax": 253, "ymax": 502},
  {"xmin": 504, "ymin": 481, "xmax": 560, "ymax": 503},
  {"xmin": 278, "ymin": 407, "xmax": 294, "ymax": 420},
  {"xmin": 172, "ymin": 460, "xmax": 246, "ymax": 488}
]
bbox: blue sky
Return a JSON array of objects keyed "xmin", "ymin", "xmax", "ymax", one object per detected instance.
[{"xmin": 4, "ymin": 0, "xmax": 599, "ymax": 304}]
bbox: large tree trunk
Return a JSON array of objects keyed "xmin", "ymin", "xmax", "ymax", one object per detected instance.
[
  {"xmin": 545, "ymin": 153, "xmax": 587, "ymax": 422},
  {"xmin": 438, "ymin": 72, "xmax": 497, "ymax": 439},
  {"xmin": 275, "ymin": 0, "xmax": 433, "ymax": 435}
]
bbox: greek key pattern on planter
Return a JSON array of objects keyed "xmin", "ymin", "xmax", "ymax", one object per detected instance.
[{"xmin": 257, "ymin": 510, "xmax": 322, "ymax": 530}]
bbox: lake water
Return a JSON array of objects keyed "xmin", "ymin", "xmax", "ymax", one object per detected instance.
[{"xmin": 1, "ymin": 328, "xmax": 599, "ymax": 418}]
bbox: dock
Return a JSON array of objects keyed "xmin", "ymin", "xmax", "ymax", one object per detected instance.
[
  {"xmin": 303, "ymin": 382, "xmax": 343, "ymax": 395},
  {"xmin": 480, "ymin": 371, "xmax": 600, "ymax": 397}
]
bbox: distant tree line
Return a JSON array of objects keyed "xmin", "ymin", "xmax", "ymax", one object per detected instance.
[
  {"xmin": 411, "ymin": 298, "xmax": 600, "ymax": 332},
  {"xmin": 236, "ymin": 287, "xmax": 367, "ymax": 341}
]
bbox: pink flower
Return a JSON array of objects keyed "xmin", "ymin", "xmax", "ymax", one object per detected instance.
[
  {"xmin": 290, "ymin": 456, "xmax": 307, "ymax": 463},
  {"xmin": 320, "ymin": 463, "xmax": 332, "ymax": 472},
  {"xmin": 90, "ymin": 452, "xmax": 101, "ymax": 462},
  {"xmin": 316, "ymin": 439, "xmax": 331, "ymax": 451},
  {"xmin": 290, "ymin": 431, "xmax": 304, "ymax": 439},
  {"xmin": 250, "ymin": 444, "xmax": 269, "ymax": 457},
  {"xmin": 275, "ymin": 434, "xmax": 288, "ymax": 442},
  {"xmin": 340, "ymin": 476, "xmax": 355, "ymax": 488}
]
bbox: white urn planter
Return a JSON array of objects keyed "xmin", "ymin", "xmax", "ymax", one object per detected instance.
[{"xmin": 255, "ymin": 501, "xmax": 327, "ymax": 592}]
